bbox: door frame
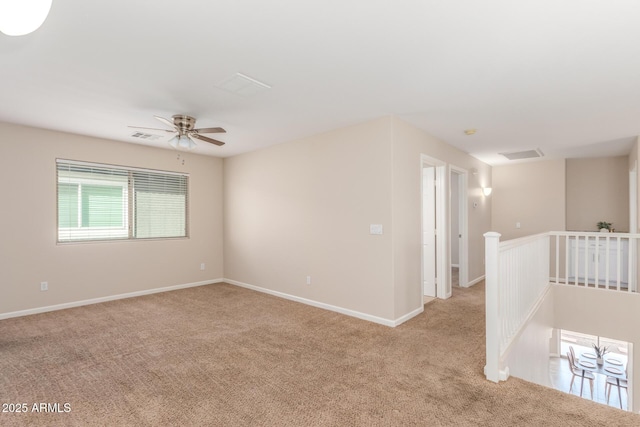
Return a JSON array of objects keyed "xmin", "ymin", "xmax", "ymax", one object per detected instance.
[
  {"xmin": 422, "ymin": 165, "xmax": 437, "ymax": 298},
  {"xmin": 629, "ymin": 162, "xmax": 637, "ymax": 292},
  {"xmin": 450, "ymin": 165, "xmax": 469, "ymax": 288},
  {"xmin": 420, "ymin": 154, "xmax": 449, "ymax": 299}
]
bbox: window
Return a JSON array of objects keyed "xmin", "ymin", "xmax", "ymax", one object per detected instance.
[{"xmin": 57, "ymin": 160, "xmax": 188, "ymax": 242}]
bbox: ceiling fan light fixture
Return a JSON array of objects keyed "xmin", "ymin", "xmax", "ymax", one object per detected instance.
[
  {"xmin": 177, "ymin": 135, "xmax": 196, "ymax": 150},
  {"xmin": 0, "ymin": 0, "xmax": 53, "ymax": 36},
  {"xmin": 129, "ymin": 114, "xmax": 226, "ymax": 149}
]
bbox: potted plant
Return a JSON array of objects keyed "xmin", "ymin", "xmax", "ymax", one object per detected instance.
[
  {"xmin": 593, "ymin": 344, "xmax": 608, "ymax": 365},
  {"xmin": 597, "ymin": 221, "xmax": 612, "ymax": 232}
]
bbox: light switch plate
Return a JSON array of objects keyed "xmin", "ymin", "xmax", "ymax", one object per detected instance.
[{"xmin": 370, "ymin": 224, "xmax": 383, "ymax": 235}]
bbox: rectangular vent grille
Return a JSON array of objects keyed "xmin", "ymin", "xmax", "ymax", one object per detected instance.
[
  {"xmin": 499, "ymin": 148, "xmax": 544, "ymax": 160},
  {"xmin": 131, "ymin": 132, "xmax": 163, "ymax": 141},
  {"xmin": 216, "ymin": 72, "xmax": 271, "ymax": 97}
]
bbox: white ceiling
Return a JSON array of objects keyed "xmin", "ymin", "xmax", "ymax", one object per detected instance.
[{"xmin": 2, "ymin": 0, "xmax": 640, "ymax": 165}]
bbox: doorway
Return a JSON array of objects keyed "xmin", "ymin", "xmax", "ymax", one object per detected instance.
[
  {"xmin": 450, "ymin": 166, "xmax": 469, "ymax": 288},
  {"xmin": 421, "ymin": 155, "xmax": 449, "ymax": 299}
]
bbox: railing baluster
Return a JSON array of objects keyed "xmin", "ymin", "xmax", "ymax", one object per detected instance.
[
  {"xmin": 555, "ymin": 235, "xmax": 560, "ymax": 284},
  {"xmin": 605, "ymin": 236, "xmax": 610, "ymax": 290},
  {"xmin": 584, "ymin": 235, "xmax": 589, "ymax": 287},
  {"xmin": 627, "ymin": 237, "xmax": 632, "ymax": 293},
  {"xmin": 593, "ymin": 236, "xmax": 600, "ymax": 288},
  {"xmin": 565, "ymin": 235, "xmax": 569, "ymax": 285},
  {"xmin": 617, "ymin": 237, "xmax": 621, "ymax": 291},
  {"xmin": 573, "ymin": 235, "xmax": 580, "ymax": 286}
]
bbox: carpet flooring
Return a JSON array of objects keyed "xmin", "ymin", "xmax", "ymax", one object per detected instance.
[{"xmin": 1, "ymin": 282, "xmax": 639, "ymax": 426}]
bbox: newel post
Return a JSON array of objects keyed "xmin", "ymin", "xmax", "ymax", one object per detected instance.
[{"xmin": 484, "ymin": 231, "xmax": 501, "ymax": 383}]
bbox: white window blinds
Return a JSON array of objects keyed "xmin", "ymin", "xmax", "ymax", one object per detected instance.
[{"xmin": 57, "ymin": 160, "xmax": 188, "ymax": 242}]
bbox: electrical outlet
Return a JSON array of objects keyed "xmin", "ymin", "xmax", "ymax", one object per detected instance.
[
  {"xmin": 200, "ymin": 263, "xmax": 205, "ymax": 271},
  {"xmin": 306, "ymin": 276, "xmax": 311, "ymax": 285},
  {"xmin": 40, "ymin": 282, "xmax": 48, "ymax": 291}
]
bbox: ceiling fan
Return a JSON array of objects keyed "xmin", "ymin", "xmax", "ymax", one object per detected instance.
[{"xmin": 130, "ymin": 115, "xmax": 226, "ymax": 149}]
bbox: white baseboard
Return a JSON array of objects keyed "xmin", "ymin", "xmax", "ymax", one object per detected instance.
[
  {"xmin": 0, "ymin": 279, "xmax": 224, "ymax": 321},
  {"xmin": 393, "ymin": 306, "xmax": 424, "ymax": 326},
  {"xmin": 1, "ymin": 277, "xmax": 425, "ymax": 328},
  {"xmin": 224, "ymin": 279, "xmax": 421, "ymax": 327},
  {"xmin": 466, "ymin": 275, "xmax": 485, "ymax": 288}
]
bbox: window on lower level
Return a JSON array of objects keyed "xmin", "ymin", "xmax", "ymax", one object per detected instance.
[{"xmin": 57, "ymin": 160, "xmax": 188, "ymax": 242}]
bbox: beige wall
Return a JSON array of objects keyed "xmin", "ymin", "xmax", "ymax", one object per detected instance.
[
  {"xmin": 0, "ymin": 122, "xmax": 224, "ymax": 314},
  {"xmin": 492, "ymin": 160, "xmax": 566, "ymax": 240},
  {"xmin": 224, "ymin": 116, "xmax": 491, "ymax": 322},
  {"xmin": 390, "ymin": 118, "xmax": 491, "ymax": 318},
  {"xmin": 566, "ymin": 156, "xmax": 630, "ymax": 232},
  {"xmin": 224, "ymin": 117, "xmax": 396, "ymax": 320},
  {"xmin": 3, "ymin": 116, "xmax": 490, "ymax": 324}
]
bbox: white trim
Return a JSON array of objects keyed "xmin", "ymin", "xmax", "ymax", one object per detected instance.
[
  {"xmin": 393, "ymin": 306, "xmax": 424, "ymax": 326},
  {"xmin": 1, "ymin": 278, "xmax": 426, "ymax": 328},
  {"xmin": 0, "ymin": 279, "xmax": 223, "ymax": 320},
  {"xmin": 435, "ymin": 165, "xmax": 449, "ymax": 299},
  {"xmin": 466, "ymin": 275, "xmax": 485, "ymax": 287},
  {"xmin": 421, "ymin": 164, "xmax": 437, "ymax": 298},
  {"xmin": 420, "ymin": 154, "xmax": 449, "ymax": 300},
  {"xmin": 224, "ymin": 279, "xmax": 419, "ymax": 327},
  {"xmin": 627, "ymin": 342, "xmax": 634, "ymax": 412},
  {"xmin": 500, "ymin": 285, "xmax": 552, "ymax": 359},
  {"xmin": 450, "ymin": 165, "xmax": 469, "ymax": 292},
  {"xmin": 630, "ymin": 163, "xmax": 637, "ymax": 234}
]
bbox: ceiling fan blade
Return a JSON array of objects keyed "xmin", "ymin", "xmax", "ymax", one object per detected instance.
[
  {"xmin": 193, "ymin": 127, "xmax": 226, "ymax": 134},
  {"xmin": 128, "ymin": 125, "xmax": 176, "ymax": 133},
  {"xmin": 191, "ymin": 133, "xmax": 225, "ymax": 146},
  {"xmin": 154, "ymin": 115, "xmax": 177, "ymax": 129}
]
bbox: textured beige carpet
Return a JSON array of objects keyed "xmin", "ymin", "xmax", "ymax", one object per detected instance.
[{"xmin": 1, "ymin": 282, "xmax": 638, "ymax": 426}]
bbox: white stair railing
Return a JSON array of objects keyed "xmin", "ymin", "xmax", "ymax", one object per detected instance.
[
  {"xmin": 484, "ymin": 232, "xmax": 551, "ymax": 382},
  {"xmin": 549, "ymin": 231, "xmax": 638, "ymax": 293},
  {"xmin": 485, "ymin": 230, "xmax": 639, "ymax": 383}
]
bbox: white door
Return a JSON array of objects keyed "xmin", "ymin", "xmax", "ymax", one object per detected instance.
[
  {"xmin": 423, "ymin": 166, "xmax": 436, "ymax": 297},
  {"xmin": 435, "ymin": 164, "xmax": 450, "ymax": 299},
  {"xmin": 450, "ymin": 166, "xmax": 469, "ymax": 289}
]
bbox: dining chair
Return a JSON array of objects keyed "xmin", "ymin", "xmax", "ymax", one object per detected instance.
[
  {"xmin": 606, "ymin": 367, "xmax": 628, "ymax": 409},
  {"xmin": 605, "ymin": 377, "xmax": 627, "ymax": 409},
  {"xmin": 567, "ymin": 351, "xmax": 594, "ymax": 398}
]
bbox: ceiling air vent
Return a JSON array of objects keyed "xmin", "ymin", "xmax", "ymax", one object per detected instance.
[
  {"xmin": 131, "ymin": 132, "xmax": 162, "ymax": 141},
  {"xmin": 216, "ymin": 72, "xmax": 271, "ymax": 97},
  {"xmin": 499, "ymin": 148, "xmax": 544, "ymax": 161}
]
